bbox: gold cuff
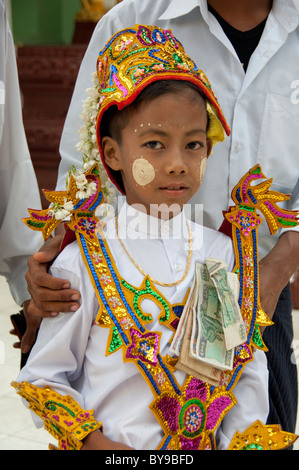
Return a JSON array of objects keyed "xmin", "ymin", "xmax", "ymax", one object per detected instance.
[
  {"xmin": 12, "ymin": 381, "xmax": 102, "ymax": 450},
  {"xmin": 228, "ymin": 420, "xmax": 298, "ymax": 450}
]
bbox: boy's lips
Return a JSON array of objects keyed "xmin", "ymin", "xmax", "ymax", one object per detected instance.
[{"xmin": 159, "ymin": 184, "xmax": 189, "ymax": 196}]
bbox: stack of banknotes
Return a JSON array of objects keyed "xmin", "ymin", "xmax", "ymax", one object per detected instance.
[{"xmin": 170, "ymin": 258, "xmax": 247, "ymax": 386}]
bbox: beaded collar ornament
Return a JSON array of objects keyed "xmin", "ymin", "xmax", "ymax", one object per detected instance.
[{"xmin": 115, "ymin": 215, "xmax": 193, "ymax": 287}]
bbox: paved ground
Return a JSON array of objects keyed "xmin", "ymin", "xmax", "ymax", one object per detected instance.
[{"xmin": 0, "ymin": 275, "xmax": 298, "ymax": 450}]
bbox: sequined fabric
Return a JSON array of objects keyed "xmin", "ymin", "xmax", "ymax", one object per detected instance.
[{"xmin": 11, "ymin": 381, "xmax": 102, "ymax": 450}]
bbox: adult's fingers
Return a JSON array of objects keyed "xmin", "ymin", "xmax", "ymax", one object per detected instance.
[
  {"xmin": 26, "ymin": 266, "xmax": 73, "ymax": 293},
  {"xmin": 26, "ymin": 295, "xmax": 80, "ymax": 317},
  {"xmin": 25, "ymin": 233, "xmax": 80, "ymax": 315},
  {"xmin": 21, "ymin": 305, "xmax": 42, "ymax": 353},
  {"xmin": 25, "ymin": 235, "xmax": 63, "ymax": 284},
  {"xmin": 9, "ymin": 328, "xmax": 21, "ymax": 349},
  {"xmin": 36, "ymin": 234, "xmax": 63, "ymax": 258},
  {"xmin": 27, "ymin": 236, "xmax": 67, "ymax": 287}
]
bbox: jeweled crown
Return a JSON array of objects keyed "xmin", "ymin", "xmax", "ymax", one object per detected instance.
[{"xmin": 95, "ymin": 25, "xmax": 230, "ymax": 175}]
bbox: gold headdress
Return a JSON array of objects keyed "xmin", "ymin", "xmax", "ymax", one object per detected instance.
[{"xmin": 95, "ymin": 24, "xmax": 230, "ymax": 192}]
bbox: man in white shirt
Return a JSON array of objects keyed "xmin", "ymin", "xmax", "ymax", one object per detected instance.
[
  {"xmin": 0, "ymin": 0, "xmax": 42, "ymax": 349},
  {"xmin": 25, "ymin": 0, "xmax": 299, "ymax": 436}
]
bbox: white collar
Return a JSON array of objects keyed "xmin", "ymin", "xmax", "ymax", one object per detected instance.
[
  {"xmin": 159, "ymin": 0, "xmax": 299, "ymax": 32},
  {"xmin": 116, "ymin": 200, "xmax": 190, "ymax": 239},
  {"xmin": 272, "ymin": 0, "xmax": 299, "ymax": 32},
  {"xmin": 159, "ymin": 0, "xmax": 204, "ymax": 20}
]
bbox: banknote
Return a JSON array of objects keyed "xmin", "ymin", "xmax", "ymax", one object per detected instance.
[
  {"xmin": 176, "ymin": 305, "xmax": 222, "ymax": 386},
  {"xmin": 170, "ymin": 259, "xmax": 246, "ymax": 379},
  {"xmin": 190, "ymin": 263, "xmax": 234, "ymax": 371},
  {"xmin": 205, "ymin": 258, "xmax": 247, "ymax": 351},
  {"xmin": 169, "ymin": 275, "xmax": 197, "ymax": 357}
]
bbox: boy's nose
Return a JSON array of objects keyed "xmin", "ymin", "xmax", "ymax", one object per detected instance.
[{"xmin": 165, "ymin": 150, "xmax": 188, "ymax": 174}]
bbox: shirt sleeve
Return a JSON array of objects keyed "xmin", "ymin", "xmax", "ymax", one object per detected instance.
[
  {"xmin": 12, "ymin": 250, "xmax": 101, "ymax": 449},
  {"xmin": 216, "ymin": 348, "xmax": 269, "ymax": 449},
  {"xmin": 0, "ymin": 13, "xmax": 43, "ymax": 305},
  {"xmin": 15, "ymin": 249, "xmax": 99, "ymax": 411},
  {"xmin": 280, "ymin": 177, "xmax": 299, "ymax": 237}
]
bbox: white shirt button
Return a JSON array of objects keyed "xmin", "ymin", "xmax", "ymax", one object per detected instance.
[
  {"xmin": 161, "ymin": 224, "xmax": 169, "ymax": 236},
  {"xmin": 234, "ymin": 142, "xmax": 242, "ymax": 153}
]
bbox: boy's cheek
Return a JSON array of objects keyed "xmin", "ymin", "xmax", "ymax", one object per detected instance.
[
  {"xmin": 190, "ymin": 157, "xmax": 207, "ymax": 186},
  {"xmin": 132, "ymin": 158, "xmax": 156, "ymax": 186},
  {"xmin": 199, "ymin": 156, "xmax": 208, "ymax": 183}
]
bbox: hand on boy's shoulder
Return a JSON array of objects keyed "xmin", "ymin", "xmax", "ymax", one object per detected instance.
[{"xmin": 21, "ymin": 235, "xmax": 81, "ymax": 352}]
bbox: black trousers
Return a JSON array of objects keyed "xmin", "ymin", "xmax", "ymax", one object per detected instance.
[{"xmin": 263, "ymin": 283, "xmax": 298, "ymax": 436}]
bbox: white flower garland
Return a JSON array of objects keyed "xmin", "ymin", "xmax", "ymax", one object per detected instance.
[
  {"xmin": 48, "ymin": 198, "xmax": 74, "ymax": 221},
  {"xmin": 50, "ymin": 72, "xmax": 116, "ymax": 221}
]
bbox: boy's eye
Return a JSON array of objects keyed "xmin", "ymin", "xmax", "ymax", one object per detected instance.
[
  {"xmin": 186, "ymin": 141, "xmax": 203, "ymax": 150},
  {"xmin": 145, "ymin": 141, "xmax": 164, "ymax": 150}
]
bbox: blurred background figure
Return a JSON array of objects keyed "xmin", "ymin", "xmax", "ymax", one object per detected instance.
[{"xmin": 0, "ymin": 0, "xmax": 43, "ymax": 357}]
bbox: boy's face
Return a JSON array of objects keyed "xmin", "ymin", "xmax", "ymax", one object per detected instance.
[{"xmin": 102, "ymin": 89, "xmax": 212, "ymax": 218}]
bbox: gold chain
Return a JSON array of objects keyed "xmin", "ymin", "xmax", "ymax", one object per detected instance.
[{"xmin": 115, "ymin": 216, "xmax": 193, "ymax": 287}]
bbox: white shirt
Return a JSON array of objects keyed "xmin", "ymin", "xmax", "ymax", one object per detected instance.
[
  {"xmin": 57, "ymin": 0, "xmax": 299, "ymax": 258},
  {"xmin": 17, "ymin": 202, "xmax": 269, "ymax": 450},
  {"xmin": 0, "ymin": 1, "xmax": 43, "ymax": 305}
]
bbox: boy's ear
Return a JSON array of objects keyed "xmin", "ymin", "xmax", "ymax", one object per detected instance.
[
  {"xmin": 206, "ymin": 138, "xmax": 213, "ymax": 158},
  {"xmin": 101, "ymin": 136, "xmax": 122, "ymax": 171}
]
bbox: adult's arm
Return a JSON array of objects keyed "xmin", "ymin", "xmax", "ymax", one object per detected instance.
[
  {"xmin": 259, "ymin": 231, "xmax": 299, "ymax": 321},
  {"xmin": 22, "ymin": 233, "xmax": 80, "ymax": 353},
  {"xmin": 0, "ymin": 5, "xmax": 43, "ymax": 306}
]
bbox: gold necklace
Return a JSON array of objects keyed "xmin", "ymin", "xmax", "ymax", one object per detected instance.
[{"xmin": 115, "ymin": 216, "xmax": 193, "ymax": 287}]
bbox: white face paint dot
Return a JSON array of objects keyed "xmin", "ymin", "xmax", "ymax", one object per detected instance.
[{"xmin": 132, "ymin": 158, "xmax": 155, "ymax": 186}]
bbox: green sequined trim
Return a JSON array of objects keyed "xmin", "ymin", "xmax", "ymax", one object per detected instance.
[
  {"xmin": 121, "ymin": 278, "xmax": 170, "ymax": 323},
  {"xmin": 109, "ymin": 326, "xmax": 123, "ymax": 353},
  {"xmin": 252, "ymin": 323, "xmax": 264, "ymax": 349}
]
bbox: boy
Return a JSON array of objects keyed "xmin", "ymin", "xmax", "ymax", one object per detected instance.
[{"xmin": 12, "ymin": 25, "xmax": 270, "ymax": 450}]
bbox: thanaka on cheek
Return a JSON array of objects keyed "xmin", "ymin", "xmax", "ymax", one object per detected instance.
[
  {"xmin": 132, "ymin": 158, "xmax": 156, "ymax": 187},
  {"xmin": 199, "ymin": 157, "xmax": 207, "ymax": 183}
]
